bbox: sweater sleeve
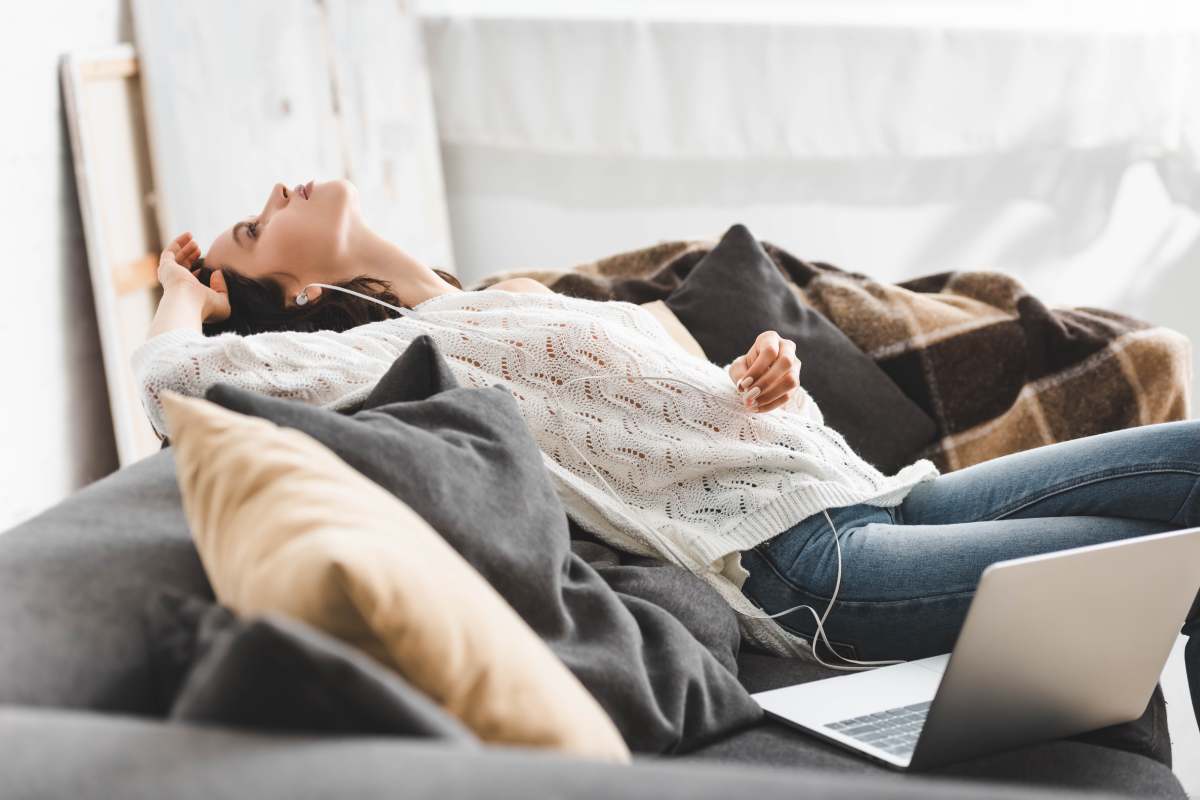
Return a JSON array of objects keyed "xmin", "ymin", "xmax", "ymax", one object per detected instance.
[{"xmin": 130, "ymin": 325, "xmax": 405, "ymax": 440}]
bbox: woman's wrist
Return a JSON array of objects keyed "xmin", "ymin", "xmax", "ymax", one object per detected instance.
[
  {"xmin": 165, "ymin": 280, "xmax": 208, "ymax": 305},
  {"xmin": 149, "ymin": 284, "xmax": 206, "ymax": 338}
]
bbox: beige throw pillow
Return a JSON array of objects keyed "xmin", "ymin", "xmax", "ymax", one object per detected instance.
[
  {"xmin": 639, "ymin": 299, "xmax": 708, "ymax": 359},
  {"xmin": 159, "ymin": 390, "xmax": 630, "ymax": 763}
]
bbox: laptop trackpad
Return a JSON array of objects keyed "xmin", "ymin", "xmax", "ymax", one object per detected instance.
[{"xmin": 752, "ymin": 654, "xmax": 948, "ymax": 728}]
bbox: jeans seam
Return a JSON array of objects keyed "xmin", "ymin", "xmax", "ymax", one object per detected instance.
[
  {"xmin": 1169, "ymin": 473, "xmax": 1200, "ymax": 527},
  {"xmin": 988, "ymin": 464, "xmax": 1200, "ymax": 521}
]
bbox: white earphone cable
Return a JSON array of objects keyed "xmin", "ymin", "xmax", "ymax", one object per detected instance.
[{"xmin": 295, "ymin": 283, "xmax": 904, "ymax": 671}]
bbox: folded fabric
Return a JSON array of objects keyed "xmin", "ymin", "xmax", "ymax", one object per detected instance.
[
  {"xmin": 205, "ymin": 335, "xmax": 763, "ymax": 754},
  {"xmin": 662, "ymin": 224, "xmax": 938, "ymax": 473},
  {"xmin": 143, "ymin": 589, "xmax": 476, "ymax": 742},
  {"xmin": 158, "ymin": 388, "xmax": 630, "ymax": 762}
]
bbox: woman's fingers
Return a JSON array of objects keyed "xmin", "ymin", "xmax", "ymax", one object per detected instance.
[
  {"xmin": 157, "ymin": 232, "xmax": 206, "ymax": 289},
  {"xmin": 752, "ymin": 343, "xmax": 800, "ymax": 408},
  {"xmin": 179, "ymin": 240, "xmax": 200, "ymax": 266},
  {"xmin": 739, "ymin": 338, "xmax": 797, "ymax": 408},
  {"xmin": 730, "ymin": 331, "xmax": 804, "ymax": 412},
  {"xmin": 736, "ymin": 331, "xmax": 782, "ymax": 392},
  {"xmin": 167, "ymin": 231, "xmax": 191, "ymax": 258},
  {"xmin": 753, "ymin": 394, "xmax": 791, "ymax": 413}
]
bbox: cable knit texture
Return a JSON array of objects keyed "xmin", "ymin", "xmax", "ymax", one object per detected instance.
[{"xmin": 133, "ymin": 289, "xmax": 939, "ymax": 658}]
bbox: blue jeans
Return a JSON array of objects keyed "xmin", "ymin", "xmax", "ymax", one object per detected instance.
[{"xmin": 741, "ymin": 421, "xmax": 1200, "ymax": 716}]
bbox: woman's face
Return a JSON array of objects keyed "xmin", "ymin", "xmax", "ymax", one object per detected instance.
[{"xmin": 204, "ymin": 178, "xmax": 361, "ymax": 304}]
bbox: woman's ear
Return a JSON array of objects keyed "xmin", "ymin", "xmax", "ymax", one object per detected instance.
[
  {"xmin": 210, "ymin": 268, "xmax": 228, "ymax": 295},
  {"xmin": 298, "ymin": 284, "xmax": 322, "ymax": 305}
]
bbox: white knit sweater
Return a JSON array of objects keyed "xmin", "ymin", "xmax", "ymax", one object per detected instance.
[{"xmin": 132, "ymin": 288, "xmax": 939, "ymax": 657}]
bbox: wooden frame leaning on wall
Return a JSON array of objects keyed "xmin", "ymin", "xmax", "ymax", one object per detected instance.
[{"xmin": 61, "ymin": 45, "xmax": 165, "ymax": 466}]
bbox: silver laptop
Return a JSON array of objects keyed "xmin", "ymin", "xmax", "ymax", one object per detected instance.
[{"xmin": 752, "ymin": 526, "xmax": 1200, "ymax": 770}]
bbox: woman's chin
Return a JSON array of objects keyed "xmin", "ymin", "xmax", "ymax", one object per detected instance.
[{"xmin": 319, "ymin": 178, "xmax": 357, "ymax": 199}]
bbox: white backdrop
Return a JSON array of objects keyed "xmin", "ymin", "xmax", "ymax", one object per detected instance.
[{"xmin": 417, "ymin": 0, "xmax": 1200, "ymax": 404}]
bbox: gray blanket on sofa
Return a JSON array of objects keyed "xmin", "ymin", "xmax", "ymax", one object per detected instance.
[{"xmin": 197, "ymin": 335, "xmax": 763, "ymax": 754}]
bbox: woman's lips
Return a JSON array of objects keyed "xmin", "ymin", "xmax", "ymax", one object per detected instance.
[{"xmin": 293, "ymin": 181, "xmax": 313, "ymax": 200}]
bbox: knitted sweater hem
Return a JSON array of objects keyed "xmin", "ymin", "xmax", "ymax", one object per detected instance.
[
  {"xmin": 552, "ymin": 454, "xmax": 939, "ymax": 659},
  {"xmin": 549, "ymin": 453, "xmax": 937, "ymax": 570}
]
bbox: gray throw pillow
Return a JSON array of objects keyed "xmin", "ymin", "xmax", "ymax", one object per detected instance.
[
  {"xmin": 664, "ymin": 224, "xmax": 938, "ymax": 473},
  {"xmin": 144, "ymin": 589, "xmax": 476, "ymax": 741},
  {"xmin": 204, "ymin": 335, "xmax": 762, "ymax": 754}
]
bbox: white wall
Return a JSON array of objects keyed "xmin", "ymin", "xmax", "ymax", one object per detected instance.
[
  {"xmin": 422, "ymin": 1, "xmax": 1200, "ymax": 410},
  {"xmin": 442, "ymin": 148, "xmax": 1200, "ymax": 361},
  {"xmin": 0, "ymin": 1, "xmax": 126, "ymax": 532}
]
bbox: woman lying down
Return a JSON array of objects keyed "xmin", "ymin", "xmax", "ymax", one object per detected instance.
[{"xmin": 136, "ymin": 178, "xmax": 1199, "ymax": 694}]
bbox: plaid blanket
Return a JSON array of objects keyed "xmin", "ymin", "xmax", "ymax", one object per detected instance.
[{"xmin": 466, "ymin": 239, "xmax": 1193, "ymax": 472}]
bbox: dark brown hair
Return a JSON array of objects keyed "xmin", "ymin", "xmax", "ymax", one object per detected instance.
[{"xmin": 190, "ymin": 258, "xmax": 463, "ymax": 337}]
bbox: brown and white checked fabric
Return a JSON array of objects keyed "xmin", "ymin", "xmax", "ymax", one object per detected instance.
[{"xmin": 467, "ymin": 239, "xmax": 1193, "ymax": 473}]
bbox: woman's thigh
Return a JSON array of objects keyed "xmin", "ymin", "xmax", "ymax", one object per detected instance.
[
  {"xmin": 898, "ymin": 420, "xmax": 1200, "ymax": 527},
  {"xmin": 741, "ymin": 507, "xmax": 1174, "ymax": 662}
]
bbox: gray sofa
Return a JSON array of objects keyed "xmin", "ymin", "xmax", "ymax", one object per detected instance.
[{"xmin": 0, "ymin": 447, "xmax": 1186, "ymax": 799}]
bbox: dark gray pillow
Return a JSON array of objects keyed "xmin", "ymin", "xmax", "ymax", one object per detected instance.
[
  {"xmin": 664, "ymin": 224, "xmax": 937, "ymax": 473},
  {"xmin": 143, "ymin": 589, "xmax": 475, "ymax": 741},
  {"xmin": 204, "ymin": 335, "xmax": 762, "ymax": 754}
]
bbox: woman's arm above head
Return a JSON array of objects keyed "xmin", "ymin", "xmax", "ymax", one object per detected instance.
[
  {"xmin": 134, "ymin": 235, "xmax": 411, "ymax": 441},
  {"xmin": 132, "ymin": 321, "xmax": 409, "ymax": 442}
]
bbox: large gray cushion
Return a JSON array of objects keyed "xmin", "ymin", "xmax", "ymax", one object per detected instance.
[
  {"xmin": 0, "ymin": 449, "xmax": 209, "ymax": 713},
  {"xmin": 684, "ymin": 723, "xmax": 1183, "ymax": 799}
]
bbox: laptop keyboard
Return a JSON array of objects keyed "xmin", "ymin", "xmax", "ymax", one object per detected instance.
[{"xmin": 824, "ymin": 701, "xmax": 931, "ymax": 757}]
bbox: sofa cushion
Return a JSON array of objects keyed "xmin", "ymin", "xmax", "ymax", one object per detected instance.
[
  {"xmin": 0, "ymin": 450, "xmax": 210, "ymax": 713},
  {"xmin": 0, "ymin": 441, "xmax": 1178, "ymax": 796},
  {"xmin": 3, "ymin": 705, "xmax": 1138, "ymax": 800},
  {"xmin": 205, "ymin": 334, "xmax": 762, "ymax": 755},
  {"xmin": 145, "ymin": 589, "xmax": 475, "ymax": 741},
  {"xmin": 159, "ymin": 388, "xmax": 629, "ymax": 762},
  {"xmin": 684, "ymin": 723, "xmax": 1184, "ymax": 798},
  {"xmin": 662, "ymin": 224, "xmax": 937, "ymax": 473}
]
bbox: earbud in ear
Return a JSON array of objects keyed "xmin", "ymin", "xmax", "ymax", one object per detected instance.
[{"xmin": 295, "ymin": 291, "xmax": 309, "ymax": 306}]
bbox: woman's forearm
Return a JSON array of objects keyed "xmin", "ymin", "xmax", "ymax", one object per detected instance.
[{"xmin": 148, "ymin": 286, "xmax": 205, "ymax": 339}]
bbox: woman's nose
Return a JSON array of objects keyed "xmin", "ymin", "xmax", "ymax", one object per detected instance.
[{"xmin": 262, "ymin": 183, "xmax": 289, "ymax": 217}]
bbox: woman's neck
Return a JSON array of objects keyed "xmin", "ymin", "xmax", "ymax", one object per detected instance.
[{"xmin": 348, "ymin": 225, "xmax": 463, "ymax": 306}]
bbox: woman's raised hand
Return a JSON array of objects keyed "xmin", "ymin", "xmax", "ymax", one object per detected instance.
[
  {"xmin": 728, "ymin": 330, "xmax": 801, "ymax": 413},
  {"xmin": 157, "ymin": 232, "xmax": 231, "ymax": 323}
]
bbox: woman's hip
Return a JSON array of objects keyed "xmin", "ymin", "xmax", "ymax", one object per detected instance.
[{"xmin": 740, "ymin": 506, "xmax": 1174, "ymax": 662}]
